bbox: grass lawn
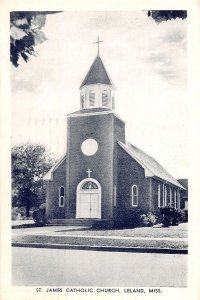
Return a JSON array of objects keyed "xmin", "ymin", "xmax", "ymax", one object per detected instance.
[
  {"xmin": 54, "ymin": 222, "xmax": 188, "ymax": 239},
  {"xmin": 13, "ymin": 235, "xmax": 187, "ymax": 249},
  {"xmin": 12, "ymin": 223, "xmax": 188, "ymax": 250}
]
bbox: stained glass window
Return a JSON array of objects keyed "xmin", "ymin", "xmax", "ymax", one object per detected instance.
[{"xmin": 81, "ymin": 181, "xmax": 98, "ymax": 190}]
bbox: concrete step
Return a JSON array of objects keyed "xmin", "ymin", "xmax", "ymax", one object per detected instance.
[{"xmin": 47, "ymin": 219, "xmax": 113, "ymax": 228}]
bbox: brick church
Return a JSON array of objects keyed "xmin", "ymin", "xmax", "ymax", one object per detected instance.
[{"xmin": 43, "ymin": 46, "xmax": 185, "ymax": 227}]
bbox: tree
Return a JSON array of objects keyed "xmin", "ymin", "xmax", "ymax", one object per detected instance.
[
  {"xmin": 11, "ymin": 143, "xmax": 55, "ymax": 217},
  {"xmin": 147, "ymin": 10, "xmax": 187, "ymax": 22},
  {"xmin": 10, "ymin": 11, "xmax": 62, "ymax": 67}
]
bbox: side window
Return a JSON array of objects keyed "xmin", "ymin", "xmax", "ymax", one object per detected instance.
[
  {"xmin": 102, "ymin": 90, "xmax": 108, "ymax": 107},
  {"xmin": 164, "ymin": 186, "xmax": 167, "ymax": 206},
  {"xmin": 59, "ymin": 186, "xmax": 65, "ymax": 207},
  {"xmin": 170, "ymin": 187, "xmax": 172, "ymax": 206},
  {"xmin": 158, "ymin": 184, "xmax": 161, "ymax": 208},
  {"xmin": 113, "ymin": 185, "xmax": 117, "ymax": 207},
  {"xmin": 174, "ymin": 190, "xmax": 177, "ymax": 208},
  {"xmin": 89, "ymin": 90, "xmax": 95, "ymax": 106},
  {"xmin": 131, "ymin": 185, "xmax": 138, "ymax": 207},
  {"xmin": 177, "ymin": 190, "xmax": 180, "ymax": 209}
]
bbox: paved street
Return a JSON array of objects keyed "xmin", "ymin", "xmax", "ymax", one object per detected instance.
[{"xmin": 12, "ymin": 247, "xmax": 187, "ymax": 287}]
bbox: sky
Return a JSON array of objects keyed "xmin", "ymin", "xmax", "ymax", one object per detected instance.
[{"xmin": 11, "ymin": 10, "xmax": 187, "ymax": 179}]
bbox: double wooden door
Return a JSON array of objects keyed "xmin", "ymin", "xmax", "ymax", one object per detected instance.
[{"xmin": 78, "ymin": 192, "xmax": 100, "ymax": 218}]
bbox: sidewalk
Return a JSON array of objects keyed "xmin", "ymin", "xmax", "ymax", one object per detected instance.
[{"xmin": 12, "ymin": 219, "xmax": 36, "ymax": 228}]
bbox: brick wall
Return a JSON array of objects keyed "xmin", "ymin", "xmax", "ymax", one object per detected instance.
[
  {"xmin": 46, "ymin": 158, "xmax": 66, "ymax": 219},
  {"xmin": 116, "ymin": 145, "xmax": 150, "ymax": 226},
  {"xmin": 66, "ymin": 112, "xmax": 125, "ymax": 220}
]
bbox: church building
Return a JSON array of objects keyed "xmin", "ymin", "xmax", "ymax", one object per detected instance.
[{"xmin": 43, "ymin": 45, "xmax": 185, "ymax": 227}]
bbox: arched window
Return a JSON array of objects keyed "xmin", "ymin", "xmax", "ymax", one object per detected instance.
[
  {"xmin": 177, "ymin": 190, "xmax": 180, "ymax": 209},
  {"xmin": 158, "ymin": 184, "xmax": 161, "ymax": 208},
  {"xmin": 81, "ymin": 95, "xmax": 85, "ymax": 109},
  {"xmin": 174, "ymin": 190, "xmax": 177, "ymax": 208},
  {"xmin": 164, "ymin": 186, "xmax": 167, "ymax": 206},
  {"xmin": 59, "ymin": 186, "xmax": 65, "ymax": 207},
  {"xmin": 102, "ymin": 90, "xmax": 108, "ymax": 107},
  {"xmin": 170, "ymin": 187, "xmax": 172, "ymax": 206},
  {"xmin": 113, "ymin": 185, "xmax": 117, "ymax": 207},
  {"xmin": 131, "ymin": 185, "xmax": 138, "ymax": 207},
  {"xmin": 81, "ymin": 181, "xmax": 98, "ymax": 190},
  {"xmin": 163, "ymin": 183, "xmax": 165, "ymax": 206},
  {"xmin": 89, "ymin": 90, "xmax": 95, "ymax": 106}
]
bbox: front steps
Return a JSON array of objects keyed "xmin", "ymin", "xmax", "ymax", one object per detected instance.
[{"xmin": 47, "ymin": 218, "xmax": 114, "ymax": 228}]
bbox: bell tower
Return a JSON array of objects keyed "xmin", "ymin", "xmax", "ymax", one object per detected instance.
[
  {"xmin": 65, "ymin": 38, "xmax": 125, "ymax": 224},
  {"xmin": 79, "ymin": 37, "xmax": 115, "ymax": 110}
]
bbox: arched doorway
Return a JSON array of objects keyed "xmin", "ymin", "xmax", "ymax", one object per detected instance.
[{"xmin": 76, "ymin": 178, "xmax": 101, "ymax": 219}]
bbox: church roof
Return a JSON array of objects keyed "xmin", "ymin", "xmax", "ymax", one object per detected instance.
[
  {"xmin": 80, "ymin": 55, "xmax": 113, "ymax": 88},
  {"xmin": 43, "ymin": 154, "xmax": 66, "ymax": 181},
  {"xmin": 177, "ymin": 179, "xmax": 188, "ymax": 190},
  {"xmin": 118, "ymin": 141, "xmax": 185, "ymax": 189}
]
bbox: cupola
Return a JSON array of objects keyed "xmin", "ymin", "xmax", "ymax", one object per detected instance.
[{"xmin": 79, "ymin": 54, "xmax": 115, "ymax": 110}]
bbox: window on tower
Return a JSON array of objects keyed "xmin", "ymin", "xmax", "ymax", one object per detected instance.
[
  {"xmin": 102, "ymin": 90, "xmax": 108, "ymax": 107},
  {"xmin": 89, "ymin": 90, "xmax": 95, "ymax": 106},
  {"xmin": 112, "ymin": 96, "xmax": 115, "ymax": 109}
]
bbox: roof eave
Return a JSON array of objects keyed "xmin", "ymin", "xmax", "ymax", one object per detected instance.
[
  {"xmin": 43, "ymin": 154, "xmax": 66, "ymax": 181},
  {"xmin": 79, "ymin": 82, "xmax": 114, "ymax": 90},
  {"xmin": 151, "ymin": 176, "xmax": 186, "ymax": 190}
]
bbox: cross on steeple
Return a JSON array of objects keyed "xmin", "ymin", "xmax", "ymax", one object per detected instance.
[
  {"xmin": 93, "ymin": 36, "xmax": 103, "ymax": 55},
  {"xmin": 86, "ymin": 168, "xmax": 92, "ymax": 178}
]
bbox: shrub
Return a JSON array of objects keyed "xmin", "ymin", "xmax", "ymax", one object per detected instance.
[
  {"xmin": 183, "ymin": 209, "xmax": 188, "ymax": 222},
  {"xmin": 32, "ymin": 204, "xmax": 46, "ymax": 226},
  {"xmin": 140, "ymin": 212, "xmax": 158, "ymax": 227},
  {"xmin": 11, "ymin": 206, "xmax": 28, "ymax": 220},
  {"xmin": 178, "ymin": 209, "xmax": 188, "ymax": 223},
  {"xmin": 11, "ymin": 207, "xmax": 21, "ymax": 220},
  {"xmin": 171, "ymin": 209, "xmax": 180, "ymax": 226},
  {"xmin": 29, "ymin": 206, "xmax": 38, "ymax": 217},
  {"xmin": 116, "ymin": 209, "xmax": 144, "ymax": 228},
  {"xmin": 177, "ymin": 209, "xmax": 185, "ymax": 223},
  {"xmin": 160, "ymin": 206, "xmax": 184, "ymax": 227},
  {"xmin": 160, "ymin": 206, "xmax": 172, "ymax": 227}
]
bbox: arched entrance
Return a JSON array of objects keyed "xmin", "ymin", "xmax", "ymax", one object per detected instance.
[{"xmin": 76, "ymin": 178, "xmax": 101, "ymax": 219}]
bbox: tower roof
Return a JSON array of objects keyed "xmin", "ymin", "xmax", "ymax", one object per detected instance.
[{"xmin": 80, "ymin": 55, "xmax": 113, "ymax": 88}]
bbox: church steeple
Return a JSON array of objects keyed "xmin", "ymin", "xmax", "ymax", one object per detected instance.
[
  {"xmin": 80, "ymin": 55, "xmax": 113, "ymax": 88},
  {"xmin": 79, "ymin": 41, "xmax": 115, "ymax": 110}
]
